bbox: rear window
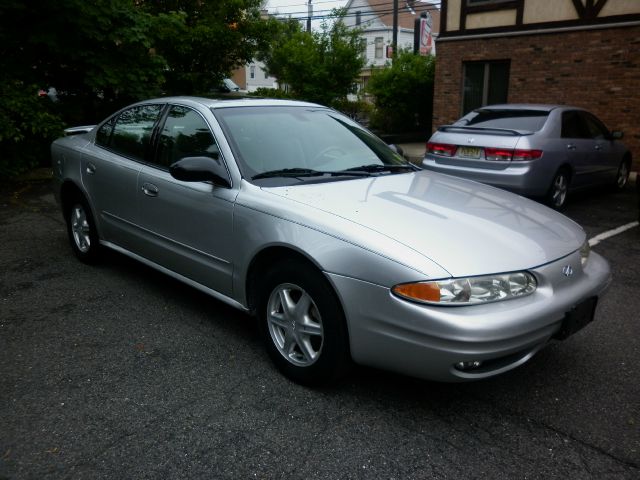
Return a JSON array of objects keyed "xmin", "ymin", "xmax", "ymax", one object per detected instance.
[{"xmin": 456, "ymin": 109, "xmax": 549, "ymax": 132}]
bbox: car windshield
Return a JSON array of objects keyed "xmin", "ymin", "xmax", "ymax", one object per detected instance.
[
  {"xmin": 456, "ymin": 109, "xmax": 549, "ymax": 132},
  {"xmin": 213, "ymin": 106, "xmax": 411, "ymax": 185}
]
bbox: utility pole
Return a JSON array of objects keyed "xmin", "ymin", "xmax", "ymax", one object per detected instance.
[
  {"xmin": 392, "ymin": 0, "xmax": 398, "ymax": 59},
  {"xmin": 307, "ymin": 0, "xmax": 312, "ymax": 32}
]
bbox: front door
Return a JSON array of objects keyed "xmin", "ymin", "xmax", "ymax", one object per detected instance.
[{"xmin": 135, "ymin": 105, "xmax": 237, "ymax": 297}]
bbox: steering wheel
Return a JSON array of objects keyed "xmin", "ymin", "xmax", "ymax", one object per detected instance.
[{"xmin": 310, "ymin": 146, "xmax": 347, "ymax": 168}]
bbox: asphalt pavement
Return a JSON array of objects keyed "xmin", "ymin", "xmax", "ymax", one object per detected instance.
[{"xmin": 1, "ymin": 176, "xmax": 639, "ymax": 479}]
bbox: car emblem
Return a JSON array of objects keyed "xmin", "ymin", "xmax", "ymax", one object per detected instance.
[
  {"xmin": 467, "ymin": 138, "xmax": 475, "ymax": 144},
  {"xmin": 562, "ymin": 265, "xmax": 574, "ymax": 277}
]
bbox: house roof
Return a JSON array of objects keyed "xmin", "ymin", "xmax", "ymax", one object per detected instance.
[{"xmin": 365, "ymin": 1, "xmax": 440, "ymax": 32}]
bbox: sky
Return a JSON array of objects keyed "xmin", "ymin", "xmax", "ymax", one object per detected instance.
[{"xmin": 266, "ymin": 0, "xmax": 348, "ymax": 21}]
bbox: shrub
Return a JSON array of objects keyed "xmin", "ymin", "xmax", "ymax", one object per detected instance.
[
  {"xmin": 366, "ymin": 51, "xmax": 435, "ymax": 135},
  {"xmin": 0, "ymin": 81, "xmax": 65, "ymax": 178}
]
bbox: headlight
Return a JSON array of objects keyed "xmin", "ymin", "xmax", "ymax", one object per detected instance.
[
  {"xmin": 580, "ymin": 240, "xmax": 590, "ymax": 267},
  {"xmin": 392, "ymin": 271, "xmax": 537, "ymax": 306}
]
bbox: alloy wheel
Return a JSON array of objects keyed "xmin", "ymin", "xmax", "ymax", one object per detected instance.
[
  {"xmin": 617, "ymin": 162, "xmax": 629, "ymax": 189},
  {"xmin": 551, "ymin": 173, "xmax": 568, "ymax": 208},
  {"xmin": 266, "ymin": 283, "xmax": 324, "ymax": 367},
  {"xmin": 71, "ymin": 205, "xmax": 91, "ymax": 253}
]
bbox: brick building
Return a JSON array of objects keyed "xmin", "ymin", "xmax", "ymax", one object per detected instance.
[{"xmin": 433, "ymin": 0, "xmax": 640, "ymax": 168}]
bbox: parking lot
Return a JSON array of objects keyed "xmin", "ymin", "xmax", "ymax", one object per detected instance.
[{"xmin": 1, "ymin": 177, "xmax": 638, "ymax": 479}]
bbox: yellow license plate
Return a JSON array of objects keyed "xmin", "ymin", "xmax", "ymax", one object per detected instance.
[{"xmin": 458, "ymin": 146, "xmax": 481, "ymax": 159}]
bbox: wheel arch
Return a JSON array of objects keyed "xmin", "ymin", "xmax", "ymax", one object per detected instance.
[
  {"xmin": 59, "ymin": 180, "xmax": 102, "ymax": 236},
  {"xmin": 60, "ymin": 180, "xmax": 85, "ymax": 215},
  {"xmin": 245, "ymin": 246, "xmax": 335, "ymax": 315}
]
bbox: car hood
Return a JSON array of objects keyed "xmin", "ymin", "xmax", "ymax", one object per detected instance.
[{"xmin": 265, "ymin": 171, "xmax": 585, "ymax": 278}]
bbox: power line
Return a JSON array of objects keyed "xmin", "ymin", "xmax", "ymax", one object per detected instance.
[{"xmin": 269, "ymin": 0, "xmax": 441, "ymax": 19}]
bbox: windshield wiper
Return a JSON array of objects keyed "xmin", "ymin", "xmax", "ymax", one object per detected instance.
[
  {"xmin": 341, "ymin": 163, "xmax": 419, "ymax": 174},
  {"xmin": 252, "ymin": 167, "xmax": 372, "ymax": 180},
  {"xmin": 252, "ymin": 168, "xmax": 324, "ymax": 180}
]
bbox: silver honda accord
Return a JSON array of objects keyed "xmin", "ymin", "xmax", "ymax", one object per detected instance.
[{"xmin": 51, "ymin": 97, "xmax": 611, "ymax": 385}]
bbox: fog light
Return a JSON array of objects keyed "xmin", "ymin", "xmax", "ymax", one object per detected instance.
[{"xmin": 455, "ymin": 360, "xmax": 483, "ymax": 371}]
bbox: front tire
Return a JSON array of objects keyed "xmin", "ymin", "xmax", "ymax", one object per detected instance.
[
  {"xmin": 613, "ymin": 159, "xmax": 630, "ymax": 191},
  {"xmin": 65, "ymin": 196, "xmax": 101, "ymax": 264},
  {"xmin": 258, "ymin": 260, "xmax": 350, "ymax": 386}
]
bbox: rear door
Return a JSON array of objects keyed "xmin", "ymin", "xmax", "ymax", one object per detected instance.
[
  {"xmin": 81, "ymin": 104, "xmax": 164, "ymax": 249},
  {"xmin": 580, "ymin": 111, "xmax": 618, "ymax": 183},
  {"xmin": 559, "ymin": 110, "xmax": 595, "ymax": 188},
  {"xmin": 135, "ymin": 104, "xmax": 237, "ymax": 297}
]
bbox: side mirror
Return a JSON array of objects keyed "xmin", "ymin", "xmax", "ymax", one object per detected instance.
[
  {"xmin": 169, "ymin": 156, "xmax": 231, "ymax": 187},
  {"xmin": 611, "ymin": 131, "xmax": 624, "ymax": 140},
  {"xmin": 388, "ymin": 144, "xmax": 405, "ymax": 157}
]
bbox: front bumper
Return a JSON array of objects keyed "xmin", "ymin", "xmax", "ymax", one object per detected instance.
[{"xmin": 327, "ymin": 251, "xmax": 611, "ymax": 382}]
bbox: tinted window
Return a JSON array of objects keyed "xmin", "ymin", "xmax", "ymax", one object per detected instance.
[
  {"xmin": 96, "ymin": 118, "xmax": 115, "ymax": 147},
  {"xmin": 457, "ymin": 109, "xmax": 548, "ymax": 131},
  {"xmin": 155, "ymin": 106, "xmax": 219, "ymax": 168},
  {"xmin": 581, "ymin": 113, "xmax": 609, "ymax": 140},
  {"xmin": 110, "ymin": 104, "xmax": 163, "ymax": 161},
  {"xmin": 561, "ymin": 111, "xmax": 590, "ymax": 139}
]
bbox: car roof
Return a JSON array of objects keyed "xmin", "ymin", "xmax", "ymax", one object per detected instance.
[{"xmin": 140, "ymin": 96, "xmax": 323, "ymax": 110}]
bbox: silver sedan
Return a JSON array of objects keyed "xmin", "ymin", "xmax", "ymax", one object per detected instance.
[
  {"xmin": 423, "ymin": 104, "xmax": 631, "ymax": 209},
  {"xmin": 51, "ymin": 97, "xmax": 611, "ymax": 385}
]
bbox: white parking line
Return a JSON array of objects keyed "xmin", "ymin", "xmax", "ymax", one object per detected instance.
[{"xmin": 588, "ymin": 221, "xmax": 640, "ymax": 247}]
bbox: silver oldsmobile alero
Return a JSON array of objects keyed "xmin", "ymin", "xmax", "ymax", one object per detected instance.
[{"xmin": 51, "ymin": 97, "xmax": 611, "ymax": 385}]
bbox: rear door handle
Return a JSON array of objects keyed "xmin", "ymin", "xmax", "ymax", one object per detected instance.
[
  {"xmin": 141, "ymin": 183, "xmax": 159, "ymax": 197},
  {"xmin": 594, "ymin": 144, "xmax": 602, "ymax": 151},
  {"xmin": 566, "ymin": 144, "xmax": 576, "ymax": 151},
  {"xmin": 86, "ymin": 162, "xmax": 96, "ymax": 174}
]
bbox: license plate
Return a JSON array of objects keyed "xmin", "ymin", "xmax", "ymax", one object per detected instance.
[
  {"xmin": 554, "ymin": 297, "xmax": 598, "ymax": 340},
  {"xmin": 457, "ymin": 146, "xmax": 481, "ymax": 159}
]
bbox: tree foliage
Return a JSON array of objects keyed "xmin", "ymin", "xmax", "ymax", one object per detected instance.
[
  {"xmin": 259, "ymin": 12, "xmax": 365, "ymax": 106},
  {"xmin": 366, "ymin": 50, "xmax": 436, "ymax": 134},
  {"xmin": 0, "ymin": 0, "xmax": 272, "ymax": 177}
]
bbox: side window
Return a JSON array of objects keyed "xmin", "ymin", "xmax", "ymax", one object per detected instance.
[
  {"xmin": 95, "ymin": 118, "xmax": 115, "ymax": 147},
  {"xmin": 155, "ymin": 105, "xmax": 220, "ymax": 168},
  {"xmin": 110, "ymin": 104, "xmax": 163, "ymax": 161},
  {"xmin": 581, "ymin": 113, "xmax": 609, "ymax": 140},
  {"xmin": 561, "ymin": 111, "xmax": 590, "ymax": 139}
]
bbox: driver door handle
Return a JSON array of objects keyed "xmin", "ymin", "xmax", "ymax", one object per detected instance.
[
  {"xmin": 566, "ymin": 144, "xmax": 576, "ymax": 151},
  {"xmin": 141, "ymin": 183, "xmax": 159, "ymax": 197},
  {"xmin": 86, "ymin": 162, "xmax": 96, "ymax": 174}
]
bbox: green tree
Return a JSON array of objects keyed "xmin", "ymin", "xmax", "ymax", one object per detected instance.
[
  {"xmin": 143, "ymin": 0, "xmax": 276, "ymax": 95},
  {"xmin": 366, "ymin": 50, "xmax": 436, "ymax": 134},
  {"xmin": 0, "ymin": 0, "xmax": 272, "ymax": 177},
  {"xmin": 259, "ymin": 12, "xmax": 365, "ymax": 106}
]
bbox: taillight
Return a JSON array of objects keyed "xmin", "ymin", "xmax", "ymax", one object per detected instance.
[
  {"xmin": 427, "ymin": 142, "xmax": 457, "ymax": 157},
  {"xmin": 513, "ymin": 149, "xmax": 543, "ymax": 161},
  {"xmin": 484, "ymin": 148, "xmax": 544, "ymax": 161},
  {"xmin": 484, "ymin": 147, "xmax": 513, "ymax": 161}
]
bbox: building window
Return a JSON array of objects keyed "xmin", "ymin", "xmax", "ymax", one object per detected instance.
[
  {"xmin": 250, "ymin": 65, "xmax": 255, "ymax": 79},
  {"xmin": 462, "ymin": 61, "xmax": 510, "ymax": 115},
  {"xmin": 356, "ymin": 11, "xmax": 361, "ymax": 26},
  {"xmin": 467, "ymin": 0, "xmax": 513, "ymax": 6},
  {"xmin": 374, "ymin": 37, "xmax": 383, "ymax": 59}
]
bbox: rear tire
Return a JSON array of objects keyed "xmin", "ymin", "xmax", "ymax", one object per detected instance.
[
  {"xmin": 545, "ymin": 169, "xmax": 570, "ymax": 209},
  {"xmin": 257, "ymin": 260, "xmax": 350, "ymax": 386},
  {"xmin": 65, "ymin": 196, "xmax": 101, "ymax": 264}
]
